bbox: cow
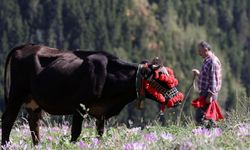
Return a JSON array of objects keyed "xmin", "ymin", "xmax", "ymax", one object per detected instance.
[{"xmin": 1, "ymin": 43, "xmax": 184, "ymax": 146}]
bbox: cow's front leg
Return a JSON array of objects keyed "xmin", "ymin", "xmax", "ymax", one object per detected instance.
[
  {"xmin": 70, "ymin": 112, "xmax": 83, "ymax": 142},
  {"xmin": 96, "ymin": 116, "xmax": 105, "ymax": 137}
]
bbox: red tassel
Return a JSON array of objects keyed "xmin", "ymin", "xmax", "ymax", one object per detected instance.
[
  {"xmin": 158, "ymin": 73, "xmax": 178, "ymax": 88},
  {"xmin": 167, "ymin": 92, "xmax": 184, "ymax": 108},
  {"xmin": 145, "ymin": 82, "xmax": 165, "ymax": 103},
  {"xmin": 167, "ymin": 100, "xmax": 174, "ymax": 108}
]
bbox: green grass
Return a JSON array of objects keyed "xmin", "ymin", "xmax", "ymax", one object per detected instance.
[
  {"xmin": 1, "ymin": 110, "xmax": 250, "ymax": 150},
  {"xmin": 1, "ymin": 97, "xmax": 250, "ymax": 150}
]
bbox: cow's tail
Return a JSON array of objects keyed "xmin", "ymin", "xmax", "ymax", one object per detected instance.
[{"xmin": 4, "ymin": 44, "xmax": 27, "ymax": 104}]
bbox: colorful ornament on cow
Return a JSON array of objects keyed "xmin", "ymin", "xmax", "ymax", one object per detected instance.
[{"xmin": 144, "ymin": 67, "xmax": 184, "ymax": 110}]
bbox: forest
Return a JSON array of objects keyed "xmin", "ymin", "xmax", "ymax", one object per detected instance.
[{"xmin": 0, "ymin": 0, "xmax": 249, "ymax": 125}]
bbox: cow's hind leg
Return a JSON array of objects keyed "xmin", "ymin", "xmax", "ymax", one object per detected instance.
[
  {"xmin": 96, "ymin": 116, "xmax": 105, "ymax": 137},
  {"xmin": 26, "ymin": 108, "xmax": 42, "ymax": 145},
  {"xmin": 70, "ymin": 112, "xmax": 84, "ymax": 142},
  {"xmin": 1, "ymin": 99, "xmax": 22, "ymax": 146}
]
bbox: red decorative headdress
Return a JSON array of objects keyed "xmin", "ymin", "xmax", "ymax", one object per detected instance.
[{"xmin": 137, "ymin": 65, "xmax": 184, "ymax": 111}]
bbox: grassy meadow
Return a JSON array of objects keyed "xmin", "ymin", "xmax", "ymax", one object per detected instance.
[{"xmin": 1, "ymin": 97, "xmax": 250, "ymax": 150}]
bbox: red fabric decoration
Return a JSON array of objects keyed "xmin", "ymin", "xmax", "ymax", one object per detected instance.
[
  {"xmin": 167, "ymin": 92, "xmax": 184, "ymax": 108},
  {"xmin": 154, "ymin": 67, "xmax": 178, "ymax": 88},
  {"xmin": 166, "ymin": 67, "xmax": 174, "ymax": 76},
  {"xmin": 159, "ymin": 74, "xmax": 178, "ymax": 88},
  {"xmin": 205, "ymin": 100, "xmax": 224, "ymax": 121},
  {"xmin": 192, "ymin": 96, "xmax": 224, "ymax": 121},
  {"xmin": 145, "ymin": 81, "xmax": 165, "ymax": 103},
  {"xmin": 191, "ymin": 96, "xmax": 207, "ymax": 108},
  {"xmin": 144, "ymin": 67, "xmax": 184, "ymax": 109}
]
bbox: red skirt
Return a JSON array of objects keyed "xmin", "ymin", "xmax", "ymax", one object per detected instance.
[{"xmin": 192, "ymin": 96, "xmax": 224, "ymax": 121}]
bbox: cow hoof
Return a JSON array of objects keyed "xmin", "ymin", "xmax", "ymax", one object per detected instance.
[{"xmin": 70, "ymin": 139, "xmax": 77, "ymax": 143}]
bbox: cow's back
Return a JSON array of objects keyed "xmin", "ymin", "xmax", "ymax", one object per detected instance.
[{"xmin": 7, "ymin": 44, "xmax": 138, "ymax": 116}]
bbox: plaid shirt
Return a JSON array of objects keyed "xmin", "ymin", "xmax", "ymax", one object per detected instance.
[{"xmin": 198, "ymin": 54, "xmax": 222, "ymax": 95}]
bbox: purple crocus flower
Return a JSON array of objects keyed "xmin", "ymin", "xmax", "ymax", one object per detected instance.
[
  {"xmin": 1, "ymin": 144, "xmax": 7, "ymax": 150},
  {"xmin": 143, "ymin": 133, "xmax": 158, "ymax": 142},
  {"xmin": 212, "ymin": 128, "xmax": 222, "ymax": 137},
  {"xmin": 47, "ymin": 136, "xmax": 53, "ymax": 142},
  {"xmin": 160, "ymin": 133, "xmax": 175, "ymax": 141},
  {"xmin": 78, "ymin": 141, "xmax": 88, "ymax": 149},
  {"xmin": 61, "ymin": 125, "xmax": 70, "ymax": 135},
  {"xmin": 192, "ymin": 127, "xmax": 210, "ymax": 136},
  {"xmin": 91, "ymin": 137, "xmax": 100, "ymax": 146},
  {"xmin": 20, "ymin": 125, "xmax": 30, "ymax": 137},
  {"xmin": 237, "ymin": 124, "xmax": 250, "ymax": 136},
  {"xmin": 127, "ymin": 127, "xmax": 141, "ymax": 134},
  {"xmin": 1, "ymin": 141, "xmax": 11, "ymax": 150},
  {"xmin": 51, "ymin": 126, "xmax": 60, "ymax": 133},
  {"xmin": 123, "ymin": 142, "xmax": 146, "ymax": 150},
  {"xmin": 180, "ymin": 141, "xmax": 193, "ymax": 150}
]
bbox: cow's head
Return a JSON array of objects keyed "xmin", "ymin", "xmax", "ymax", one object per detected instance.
[{"xmin": 136, "ymin": 57, "xmax": 184, "ymax": 110}]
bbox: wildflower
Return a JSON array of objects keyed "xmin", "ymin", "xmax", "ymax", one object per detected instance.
[
  {"xmin": 192, "ymin": 127, "xmax": 210, "ymax": 136},
  {"xmin": 62, "ymin": 124, "xmax": 70, "ymax": 135},
  {"xmin": 22, "ymin": 143, "xmax": 28, "ymax": 150},
  {"xmin": 52, "ymin": 126, "xmax": 60, "ymax": 133},
  {"xmin": 78, "ymin": 141, "xmax": 88, "ymax": 149},
  {"xmin": 180, "ymin": 140, "xmax": 194, "ymax": 150},
  {"xmin": 1, "ymin": 141, "xmax": 11, "ymax": 150},
  {"xmin": 143, "ymin": 133, "xmax": 158, "ymax": 142},
  {"xmin": 9, "ymin": 144, "xmax": 19, "ymax": 150},
  {"xmin": 160, "ymin": 133, "xmax": 175, "ymax": 141},
  {"xmin": 127, "ymin": 127, "xmax": 141, "ymax": 134},
  {"xmin": 123, "ymin": 142, "xmax": 146, "ymax": 150},
  {"xmin": 21, "ymin": 125, "xmax": 31, "ymax": 137},
  {"xmin": 237, "ymin": 124, "xmax": 250, "ymax": 137},
  {"xmin": 212, "ymin": 128, "xmax": 222, "ymax": 137},
  {"xmin": 91, "ymin": 137, "xmax": 100, "ymax": 146},
  {"xmin": 47, "ymin": 136, "xmax": 53, "ymax": 142},
  {"xmin": 1, "ymin": 144, "xmax": 7, "ymax": 150}
]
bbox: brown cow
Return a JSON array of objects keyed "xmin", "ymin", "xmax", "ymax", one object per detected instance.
[{"xmin": 1, "ymin": 43, "xmax": 183, "ymax": 146}]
